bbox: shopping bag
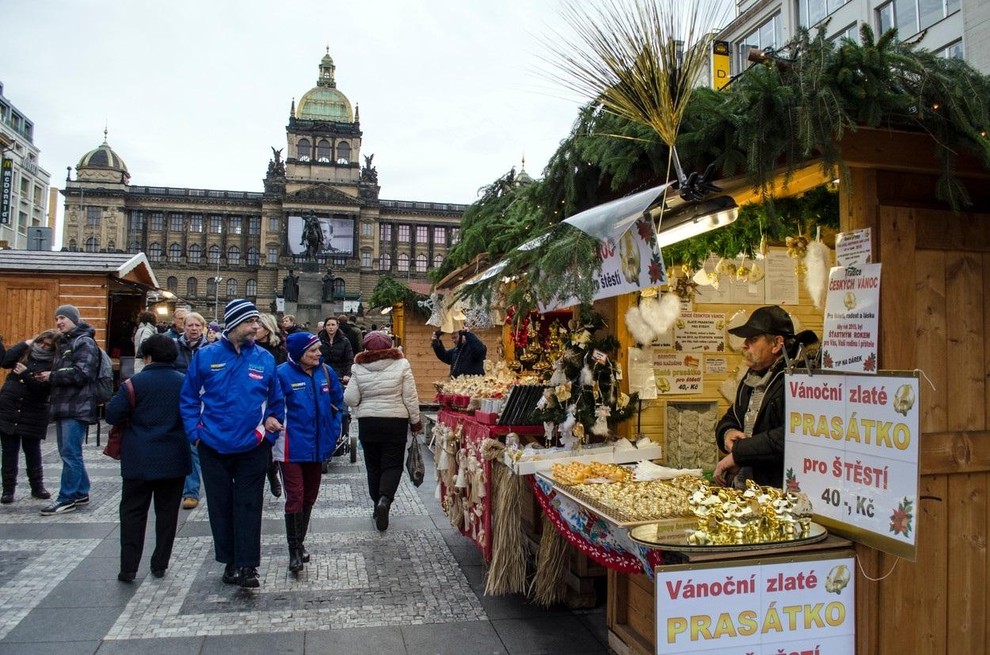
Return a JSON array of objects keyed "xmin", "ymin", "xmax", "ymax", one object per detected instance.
[
  {"xmin": 103, "ymin": 379, "xmax": 134, "ymax": 460},
  {"xmin": 405, "ymin": 437, "xmax": 425, "ymax": 487}
]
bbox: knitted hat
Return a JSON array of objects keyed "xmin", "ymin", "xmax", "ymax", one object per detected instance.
[
  {"xmin": 54, "ymin": 304, "xmax": 80, "ymax": 326},
  {"xmin": 286, "ymin": 331, "xmax": 321, "ymax": 364},
  {"xmin": 362, "ymin": 330, "xmax": 393, "ymax": 351},
  {"xmin": 207, "ymin": 321, "xmax": 221, "ymax": 333},
  {"xmin": 223, "ymin": 298, "xmax": 260, "ymax": 332}
]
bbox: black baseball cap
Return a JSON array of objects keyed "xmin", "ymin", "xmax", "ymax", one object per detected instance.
[{"xmin": 728, "ymin": 306, "xmax": 795, "ymax": 338}]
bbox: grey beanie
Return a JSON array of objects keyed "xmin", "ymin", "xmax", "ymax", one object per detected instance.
[{"xmin": 54, "ymin": 304, "xmax": 81, "ymax": 326}]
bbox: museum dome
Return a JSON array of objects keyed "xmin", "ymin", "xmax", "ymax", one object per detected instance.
[
  {"xmin": 77, "ymin": 133, "xmax": 129, "ymax": 175},
  {"xmin": 296, "ymin": 50, "xmax": 354, "ymax": 123}
]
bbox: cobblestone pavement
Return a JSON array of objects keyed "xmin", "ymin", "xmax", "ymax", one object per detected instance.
[{"xmin": 0, "ymin": 426, "xmax": 609, "ymax": 654}]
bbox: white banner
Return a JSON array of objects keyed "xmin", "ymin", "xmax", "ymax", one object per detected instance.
[
  {"xmin": 656, "ymin": 555, "xmax": 856, "ymax": 654},
  {"xmin": 821, "ymin": 264, "xmax": 881, "ymax": 373},
  {"xmin": 783, "ymin": 371, "xmax": 920, "ymax": 560}
]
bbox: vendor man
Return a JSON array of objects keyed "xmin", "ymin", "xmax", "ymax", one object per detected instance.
[
  {"xmin": 431, "ymin": 328, "xmax": 486, "ymax": 377},
  {"xmin": 713, "ymin": 305, "xmax": 797, "ymax": 489}
]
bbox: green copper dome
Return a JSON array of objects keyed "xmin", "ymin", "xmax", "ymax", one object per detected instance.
[{"xmin": 296, "ymin": 50, "xmax": 354, "ymax": 123}]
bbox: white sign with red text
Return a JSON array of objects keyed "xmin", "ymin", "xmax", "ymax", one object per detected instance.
[
  {"xmin": 783, "ymin": 371, "xmax": 919, "ymax": 560},
  {"xmin": 655, "ymin": 555, "xmax": 856, "ymax": 654}
]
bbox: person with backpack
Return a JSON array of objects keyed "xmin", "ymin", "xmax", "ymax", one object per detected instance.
[{"xmin": 37, "ymin": 305, "xmax": 101, "ymax": 516}]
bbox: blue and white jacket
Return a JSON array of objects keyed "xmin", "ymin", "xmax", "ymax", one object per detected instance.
[
  {"xmin": 179, "ymin": 337, "xmax": 285, "ymax": 454},
  {"xmin": 273, "ymin": 360, "xmax": 344, "ymax": 463}
]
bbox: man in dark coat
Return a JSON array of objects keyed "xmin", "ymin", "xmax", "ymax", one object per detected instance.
[
  {"xmin": 431, "ymin": 329, "xmax": 487, "ymax": 377},
  {"xmin": 337, "ymin": 314, "xmax": 363, "ymax": 355}
]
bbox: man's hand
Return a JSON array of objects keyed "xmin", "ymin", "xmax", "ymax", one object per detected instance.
[
  {"xmin": 34, "ymin": 371, "xmax": 50, "ymax": 382},
  {"xmin": 264, "ymin": 416, "xmax": 283, "ymax": 433},
  {"xmin": 713, "ymin": 453, "xmax": 739, "ymax": 487},
  {"xmin": 723, "ymin": 428, "xmax": 748, "ymax": 453},
  {"xmin": 432, "ymin": 330, "xmax": 442, "ymax": 341}
]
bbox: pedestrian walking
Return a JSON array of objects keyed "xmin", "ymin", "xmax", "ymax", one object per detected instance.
[
  {"xmin": 274, "ymin": 332, "xmax": 343, "ymax": 572},
  {"xmin": 37, "ymin": 305, "xmax": 100, "ymax": 516},
  {"xmin": 132, "ymin": 311, "xmax": 157, "ymax": 374},
  {"xmin": 173, "ymin": 311, "xmax": 209, "ymax": 510},
  {"xmin": 180, "ymin": 299, "xmax": 284, "ymax": 588},
  {"xmin": 105, "ymin": 334, "xmax": 191, "ymax": 582},
  {"xmin": 0, "ymin": 330, "xmax": 58, "ymax": 504},
  {"xmin": 256, "ymin": 313, "xmax": 286, "ymax": 499},
  {"xmin": 344, "ymin": 330, "xmax": 421, "ymax": 532}
]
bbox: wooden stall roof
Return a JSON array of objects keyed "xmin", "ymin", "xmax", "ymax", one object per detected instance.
[{"xmin": 0, "ymin": 251, "xmax": 160, "ymax": 289}]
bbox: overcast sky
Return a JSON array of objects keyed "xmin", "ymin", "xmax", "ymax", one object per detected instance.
[{"xmin": 2, "ymin": 0, "xmax": 603, "ymax": 208}]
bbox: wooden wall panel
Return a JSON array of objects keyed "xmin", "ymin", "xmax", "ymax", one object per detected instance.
[
  {"xmin": 0, "ymin": 277, "xmax": 59, "ymax": 344},
  {"xmin": 915, "ymin": 250, "xmax": 948, "ymax": 433},
  {"xmin": 946, "ymin": 472, "xmax": 988, "ymax": 654},
  {"xmin": 944, "ymin": 252, "xmax": 986, "ymax": 431},
  {"xmin": 59, "ymin": 276, "xmax": 109, "ymax": 346},
  {"xmin": 878, "ymin": 207, "xmax": 918, "ymax": 370},
  {"xmin": 985, "ymin": 252, "xmax": 990, "ymax": 432}
]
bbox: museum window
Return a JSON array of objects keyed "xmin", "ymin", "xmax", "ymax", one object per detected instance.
[
  {"xmin": 433, "ymin": 254, "xmax": 444, "ymax": 268},
  {"xmin": 189, "ymin": 214, "xmax": 203, "ymax": 233},
  {"xmin": 167, "ymin": 276, "xmax": 178, "ymax": 293},
  {"xmin": 228, "ymin": 246, "xmax": 241, "ymax": 265},
  {"xmin": 297, "ymin": 138, "xmax": 311, "ymax": 160},
  {"xmin": 397, "ymin": 225, "xmax": 410, "ymax": 243},
  {"xmin": 361, "ymin": 222, "xmax": 373, "ymax": 237},
  {"xmin": 361, "ymin": 250, "xmax": 372, "ymax": 268},
  {"xmin": 380, "ymin": 223, "xmax": 392, "ymax": 242},
  {"xmin": 451, "ymin": 228, "xmax": 460, "ymax": 244},
  {"xmin": 169, "ymin": 214, "xmax": 183, "ymax": 232},
  {"xmin": 246, "ymin": 279, "xmax": 257, "ymax": 297},
  {"xmin": 229, "ymin": 216, "xmax": 242, "ymax": 235},
  {"xmin": 85, "ymin": 237, "xmax": 99, "ymax": 253},
  {"xmin": 337, "ymin": 141, "xmax": 351, "ymax": 163},
  {"xmin": 169, "ymin": 243, "xmax": 182, "ymax": 262},
  {"xmin": 247, "ymin": 247, "xmax": 259, "ymax": 266},
  {"xmin": 209, "ymin": 215, "xmax": 222, "ymax": 234},
  {"xmin": 208, "ymin": 245, "xmax": 220, "ymax": 264},
  {"xmin": 248, "ymin": 217, "xmax": 260, "ymax": 235},
  {"xmin": 416, "ymin": 225, "xmax": 428, "ymax": 244},
  {"xmin": 397, "ymin": 253, "xmax": 410, "ymax": 272},
  {"xmin": 86, "ymin": 207, "xmax": 100, "ymax": 226},
  {"xmin": 227, "ymin": 278, "xmax": 238, "ymax": 297},
  {"xmin": 433, "ymin": 226, "xmax": 446, "ymax": 245},
  {"xmin": 317, "ymin": 139, "xmax": 332, "ymax": 162},
  {"xmin": 379, "ymin": 253, "xmax": 392, "ymax": 271},
  {"xmin": 188, "ymin": 243, "xmax": 201, "ymax": 263},
  {"xmin": 150, "ymin": 212, "xmax": 164, "ymax": 231},
  {"xmin": 737, "ymin": 14, "xmax": 782, "ymax": 72},
  {"xmin": 148, "ymin": 243, "xmax": 163, "ymax": 262},
  {"xmin": 206, "ymin": 277, "xmax": 216, "ymax": 298},
  {"xmin": 128, "ymin": 241, "xmax": 140, "ymax": 253},
  {"xmin": 415, "ymin": 253, "xmax": 427, "ymax": 273},
  {"xmin": 129, "ymin": 211, "xmax": 145, "ymax": 230},
  {"xmin": 333, "ymin": 278, "xmax": 345, "ymax": 299},
  {"xmin": 268, "ymin": 217, "xmax": 279, "ymax": 232},
  {"xmin": 267, "ymin": 247, "xmax": 279, "ymax": 264},
  {"xmin": 187, "ymin": 277, "xmax": 198, "ymax": 297}
]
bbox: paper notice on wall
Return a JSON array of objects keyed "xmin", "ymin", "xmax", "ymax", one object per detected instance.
[
  {"xmin": 765, "ymin": 250, "xmax": 800, "ymax": 305},
  {"xmin": 627, "ymin": 347, "xmax": 657, "ymax": 399},
  {"xmin": 673, "ymin": 312, "xmax": 725, "ymax": 353},
  {"xmin": 835, "ymin": 227, "xmax": 872, "ymax": 267},
  {"xmin": 821, "ymin": 263, "xmax": 881, "ymax": 373},
  {"xmin": 705, "ymin": 356, "xmax": 728, "ymax": 375},
  {"xmin": 653, "ymin": 351, "xmax": 703, "ymax": 394}
]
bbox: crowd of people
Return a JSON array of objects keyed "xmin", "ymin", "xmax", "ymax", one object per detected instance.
[{"xmin": 0, "ymin": 300, "xmax": 419, "ymax": 589}]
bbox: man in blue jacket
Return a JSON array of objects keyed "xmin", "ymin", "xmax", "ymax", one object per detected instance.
[
  {"xmin": 431, "ymin": 328, "xmax": 487, "ymax": 377},
  {"xmin": 180, "ymin": 299, "xmax": 284, "ymax": 589}
]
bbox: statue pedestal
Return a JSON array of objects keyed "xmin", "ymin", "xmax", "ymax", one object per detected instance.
[{"xmin": 283, "ymin": 270, "xmax": 335, "ymax": 330}]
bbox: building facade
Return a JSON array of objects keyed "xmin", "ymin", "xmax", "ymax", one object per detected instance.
[
  {"xmin": 718, "ymin": 0, "xmax": 987, "ymax": 75},
  {"xmin": 0, "ymin": 82, "xmax": 52, "ymax": 250},
  {"xmin": 61, "ymin": 51, "xmax": 466, "ymax": 322}
]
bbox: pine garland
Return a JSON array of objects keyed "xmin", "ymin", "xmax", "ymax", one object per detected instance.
[{"xmin": 368, "ymin": 275, "xmax": 427, "ymax": 313}]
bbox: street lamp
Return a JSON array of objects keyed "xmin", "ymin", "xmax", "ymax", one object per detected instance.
[{"xmin": 213, "ymin": 256, "xmax": 223, "ymax": 322}]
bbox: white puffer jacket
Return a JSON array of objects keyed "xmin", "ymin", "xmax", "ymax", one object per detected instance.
[{"xmin": 344, "ymin": 347, "xmax": 421, "ymax": 425}]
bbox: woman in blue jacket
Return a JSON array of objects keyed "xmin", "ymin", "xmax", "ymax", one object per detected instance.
[{"xmin": 274, "ymin": 332, "xmax": 343, "ymax": 573}]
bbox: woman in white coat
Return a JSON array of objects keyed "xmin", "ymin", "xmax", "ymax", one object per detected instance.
[
  {"xmin": 344, "ymin": 331, "xmax": 421, "ymax": 531},
  {"xmin": 132, "ymin": 311, "xmax": 158, "ymax": 374}
]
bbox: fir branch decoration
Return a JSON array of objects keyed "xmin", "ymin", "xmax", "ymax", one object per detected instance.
[{"xmin": 368, "ymin": 275, "xmax": 426, "ymax": 312}]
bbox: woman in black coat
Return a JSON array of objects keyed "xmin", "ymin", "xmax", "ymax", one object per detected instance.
[
  {"xmin": 0, "ymin": 330, "xmax": 59, "ymax": 503},
  {"xmin": 105, "ymin": 334, "xmax": 191, "ymax": 582}
]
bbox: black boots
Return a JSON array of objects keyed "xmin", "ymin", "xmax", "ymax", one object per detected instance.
[
  {"xmin": 285, "ymin": 513, "xmax": 304, "ymax": 573},
  {"xmin": 268, "ymin": 461, "xmax": 282, "ymax": 498},
  {"xmin": 29, "ymin": 467, "xmax": 50, "ymax": 499},
  {"xmin": 375, "ymin": 496, "xmax": 391, "ymax": 532},
  {"xmin": 299, "ymin": 505, "xmax": 313, "ymax": 563},
  {"xmin": 223, "ymin": 562, "xmax": 260, "ymax": 588}
]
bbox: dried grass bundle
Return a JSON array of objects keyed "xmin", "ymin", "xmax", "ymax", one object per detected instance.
[
  {"xmin": 530, "ymin": 523, "xmax": 569, "ymax": 607},
  {"xmin": 484, "ymin": 461, "xmax": 528, "ymax": 596}
]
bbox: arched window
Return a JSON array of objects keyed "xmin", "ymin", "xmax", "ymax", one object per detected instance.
[
  {"xmin": 206, "ymin": 277, "xmax": 216, "ymax": 298},
  {"xmin": 188, "ymin": 243, "xmax": 201, "ymax": 263},
  {"xmin": 379, "ymin": 253, "xmax": 391, "ymax": 271},
  {"xmin": 85, "ymin": 237, "xmax": 99, "ymax": 253},
  {"xmin": 246, "ymin": 279, "xmax": 257, "ymax": 297},
  {"xmin": 227, "ymin": 246, "xmax": 240, "ymax": 265},
  {"xmin": 415, "ymin": 253, "xmax": 427, "ymax": 273},
  {"xmin": 433, "ymin": 254, "xmax": 444, "ymax": 268},
  {"xmin": 246, "ymin": 247, "xmax": 259, "ymax": 266},
  {"xmin": 148, "ymin": 243, "xmax": 162, "ymax": 262},
  {"xmin": 208, "ymin": 245, "xmax": 220, "ymax": 264},
  {"xmin": 336, "ymin": 141, "xmax": 351, "ymax": 163},
  {"xmin": 297, "ymin": 138, "xmax": 311, "ymax": 161},
  {"xmin": 333, "ymin": 278, "xmax": 345, "ymax": 300},
  {"xmin": 317, "ymin": 139, "xmax": 331, "ymax": 162},
  {"xmin": 169, "ymin": 243, "xmax": 182, "ymax": 262},
  {"xmin": 397, "ymin": 253, "xmax": 409, "ymax": 272},
  {"xmin": 226, "ymin": 279, "xmax": 238, "ymax": 297},
  {"xmin": 167, "ymin": 276, "xmax": 178, "ymax": 292},
  {"xmin": 187, "ymin": 277, "xmax": 198, "ymax": 297}
]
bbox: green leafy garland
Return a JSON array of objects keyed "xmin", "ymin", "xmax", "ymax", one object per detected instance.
[{"xmin": 368, "ymin": 275, "xmax": 428, "ymax": 314}]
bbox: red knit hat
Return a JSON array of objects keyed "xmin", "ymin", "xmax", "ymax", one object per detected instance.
[{"xmin": 362, "ymin": 330, "xmax": 393, "ymax": 351}]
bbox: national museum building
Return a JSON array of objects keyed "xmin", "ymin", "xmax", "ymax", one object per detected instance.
[{"xmin": 60, "ymin": 51, "xmax": 466, "ymax": 322}]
